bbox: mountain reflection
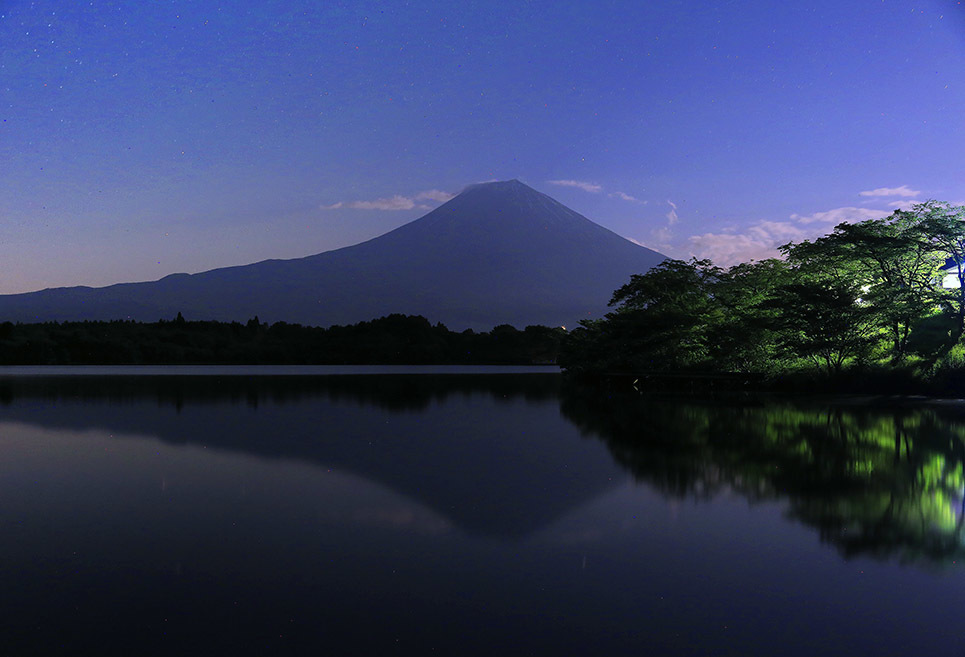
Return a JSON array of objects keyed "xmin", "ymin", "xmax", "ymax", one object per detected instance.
[
  {"xmin": 562, "ymin": 385, "xmax": 965, "ymax": 566},
  {"xmin": 0, "ymin": 372, "xmax": 620, "ymax": 539}
]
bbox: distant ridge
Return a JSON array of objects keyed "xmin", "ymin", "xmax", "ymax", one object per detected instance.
[{"xmin": 0, "ymin": 180, "xmax": 666, "ymax": 330}]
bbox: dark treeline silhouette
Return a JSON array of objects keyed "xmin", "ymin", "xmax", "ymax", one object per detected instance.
[{"xmin": 0, "ymin": 313, "xmax": 564, "ymax": 365}]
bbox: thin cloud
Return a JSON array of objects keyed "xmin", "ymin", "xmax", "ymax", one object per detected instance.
[
  {"xmin": 546, "ymin": 179, "xmax": 603, "ymax": 194},
  {"xmin": 749, "ymin": 220, "xmax": 809, "ymax": 243},
  {"xmin": 888, "ymin": 199, "xmax": 920, "ymax": 208},
  {"xmin": 689, "ymin": 231, "xmax": 787, "ymax": 266},
  {"xmin": 346, "ymin": 195, "xmax": 418, "ymax": 211},
  {"xmin": 321, "ymin": 189, "xmax": 453, "ymax": 211},
  {"xmin": 637, "ymin": 199, "xmax": 681, "ymax": 251},
  {"xmin": 689, "ymin": 221, "xmax": 806, "ymax": 266},
  {"xmin": 689, "ymin": 206, "xmax": 892, "ymax": 267},
  {"xmin": 629, "ymin": 235, "xmax": 668, "ymax": 252},
  {"xmin": 640, "ymin": 200, "xmax": 681, "ymax": 250},
  {"xmin": 610, "ymin": 191, "xmax": 644, "ymax": 203},
  {"xmin": 548, "ymin": 180, "xmax": 647, "ymax": 203},
  {"xmin": 859, "ymin": 185, "xmax": 920, "ymax": 198},
  {"xmin": 415, "ymin": 189, "xmax": 455, "ymax": 203},
  {"xmin": 649, "ymin": 226, "xmax": 674, "ymax": 250},
  {"xmin": 790, "ymin": 207, "xmax": 891, "ymax": 224}
]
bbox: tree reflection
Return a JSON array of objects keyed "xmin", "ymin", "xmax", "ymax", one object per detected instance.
[
  {"xmin": 561, "ymin": 384, "xmax": 965, "ymax": 566},
  {"xmin": 0, "ymin": 372, "xmax": 560, "ymax": 411}
]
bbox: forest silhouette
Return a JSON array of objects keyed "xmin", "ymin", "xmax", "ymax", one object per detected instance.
[{"xmin": 0, "ymin": 314, "xmax": 563, "ymax": 365}]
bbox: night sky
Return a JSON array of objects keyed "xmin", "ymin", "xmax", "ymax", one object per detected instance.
[{"xmin": 2, "ymin": 0, "xmax": 963, "ymax": 294}]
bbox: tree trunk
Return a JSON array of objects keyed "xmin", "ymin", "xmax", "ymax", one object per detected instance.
[{"xmin": 958, "ymin": 280, "xmax": 965, "ymax": 334}]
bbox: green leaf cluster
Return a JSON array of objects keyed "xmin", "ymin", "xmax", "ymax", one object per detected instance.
[{"xmin": 561, "ymin": 202, "xmax": 965, "ymax": 381}]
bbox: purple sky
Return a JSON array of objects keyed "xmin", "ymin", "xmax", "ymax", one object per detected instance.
[{"xmin": 2, "ymin": 0, "xmax": 964, "ymax": 293}]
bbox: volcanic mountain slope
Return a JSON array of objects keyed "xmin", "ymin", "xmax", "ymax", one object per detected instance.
[{"xmin": 0, "ymin": 180, "xmax": 666, "ymax": 329}]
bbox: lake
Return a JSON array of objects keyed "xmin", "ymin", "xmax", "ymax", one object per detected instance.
[{"xmin": 2, "ymin": 367, "xmax": 965, "ymax": 655}]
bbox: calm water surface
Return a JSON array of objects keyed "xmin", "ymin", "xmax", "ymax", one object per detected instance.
[{"xmin": 2, "ymin": 369, "xmax": 965, "ymax": 655}]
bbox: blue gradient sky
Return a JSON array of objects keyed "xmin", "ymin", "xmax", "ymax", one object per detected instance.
[{"xmin": 2, "ymin": 0, "xmax": 963, "ymax": 293}]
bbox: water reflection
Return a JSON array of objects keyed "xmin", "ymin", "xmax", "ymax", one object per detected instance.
[
  {"xmin": 5, "ymin": 373, "xmax": 965, "ymax": 654},
  {"xmin": 562, "ymin": 385, "xmax": 965, "ymax": 566},
  {"xmin": 0, "ymin": 371, "xmax": 560, "ymax": 411},
  {"xmin": 8, "ymin": 372, "xmax": 965, "ymax": 566},
  {"xmin": 0, "ymin": 373, "xmax": 618, "ymax": 538}
]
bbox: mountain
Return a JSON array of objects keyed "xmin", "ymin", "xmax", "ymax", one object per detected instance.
[{"xmin": 0, "ymin": 180, "xmax": 666, "ymax": 329}]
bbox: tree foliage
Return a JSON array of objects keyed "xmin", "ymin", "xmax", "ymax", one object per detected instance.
[
  {"xmin": 782, "ymin": 211, "xmax": 944, "ymax": 358},
  {"xmin": 0, "ymin": 315, "xmax": 565, "ymax": 366},
  {"xmin": 561, "ymin": 201, "xmax": 965, "ymax": 379},
  {"xmin": 606, "ymin": 258, "xmax": 721, "ymax": 370}
]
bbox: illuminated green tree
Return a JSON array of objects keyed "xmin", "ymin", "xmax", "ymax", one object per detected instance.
[
  {"xmin": 917, "ymin": 201, "xmax": 965, "ymax": 331},
  {"xmin": 770, "ymin": 276, "xmax": 880, "ymax": 374},
  {"xmin": 709, "ymin": 258, "xmax": 791, "ymax": 372},
  {"xmin": 782, "ymin": 212, "xmax": 944, "ymax": 359},
  {"xmin": 606, "ymin": 258, "xmax": 722, "ymax": 370}
]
